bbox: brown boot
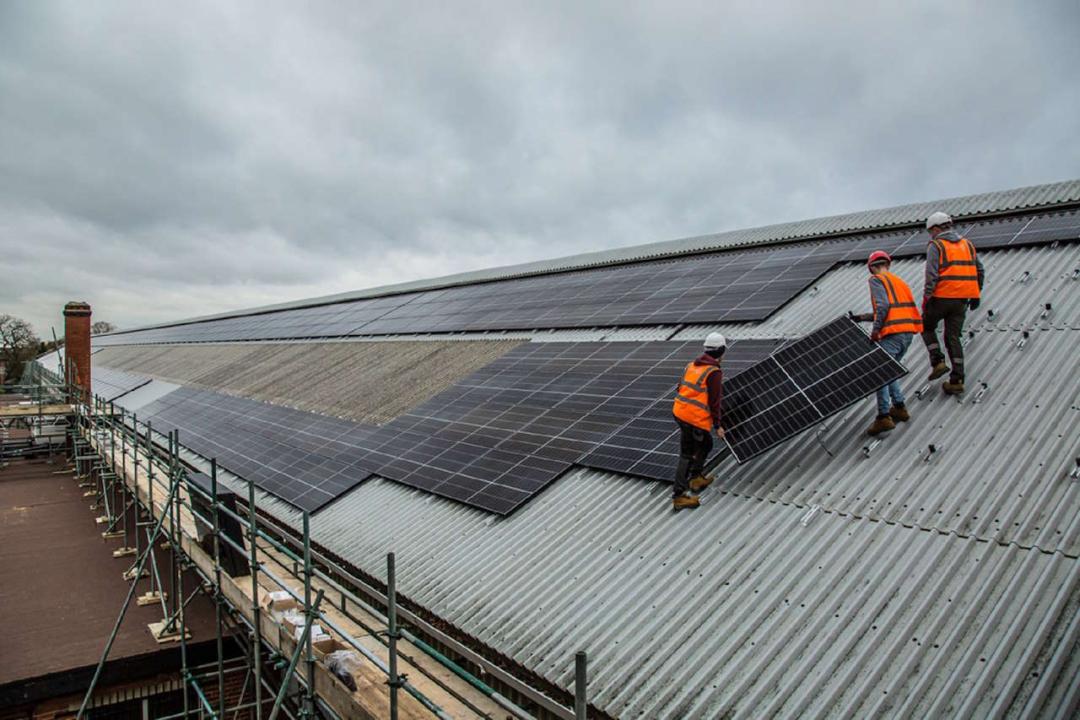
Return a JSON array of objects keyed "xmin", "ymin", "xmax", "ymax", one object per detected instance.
[
  {"xmin": 689, "ymin": 474, "xmax": 713, "ymax": 493},
  {"xmin": 942, "ymin": 380, "xmax": 965, "ymax": 395},
  {"xmin": 927, "ymin": 362, "xmax": 949, "ymax": 381},
  {"xmin": 889, "ymin": 404, "xmax": 910, "ymax": 422},
  {"xmin": 672, "ymin": 493, "xmax": 701, "ymax": 511},
  {"xmin": 867, "ymin": 415, "xmax": 896, "ymax": 436}
]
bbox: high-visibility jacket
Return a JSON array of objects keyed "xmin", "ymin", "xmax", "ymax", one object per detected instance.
[
  {"xmin": 872, "ymin": 270, "xmax": 923, "ymax": 336},
  {"xmin": 672, "ymin": 361, "xmax": 719, "ymax": 430},
  {"xmin": 931, "ymin": 237, "xmax": 981, "ymax": 299}
]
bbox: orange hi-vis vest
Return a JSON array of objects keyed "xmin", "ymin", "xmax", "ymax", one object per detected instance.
[
  {"xmin": 672, "ymin": 361, "xmax": 719, "ymax": 430},
  {"xmin": 931, "ymin": 237, "xmax": 981, "ymax": 299},
  {"xmin": 873, "ymin": 270, "xmax": 923, "ymax": 337}
]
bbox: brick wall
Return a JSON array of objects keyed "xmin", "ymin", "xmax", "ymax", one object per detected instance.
[{"xmin": 62, "ymin": 302, "xmax": 91, "ymax": 403}]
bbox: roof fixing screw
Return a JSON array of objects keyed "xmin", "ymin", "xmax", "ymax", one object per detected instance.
[
  {"xmin": 922, "ymin": 444, "xmax": 938, "ymax": 463},
  {"xmin": 1016, "ymin": 331, "xmax": 1029, "ymax": 350},
  {"xmin": 1040, "ymin": 302, "xmax": 1053, "ymax": 320}
]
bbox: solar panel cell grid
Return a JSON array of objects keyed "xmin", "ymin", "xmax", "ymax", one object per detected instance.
[{"xmin": 720, "ymin": 317, "xmax": 907, "ymax": 462}]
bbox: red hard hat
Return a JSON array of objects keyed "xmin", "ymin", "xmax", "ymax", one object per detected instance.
[{"xmin": 867, "ymin": 250, "xmax": 891, "ymax": 268}]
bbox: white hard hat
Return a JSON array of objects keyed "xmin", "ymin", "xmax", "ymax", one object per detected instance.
[
  {"xmin": 926, "ymin": 211, "xmax": 953, "ymax": 230},
  {"xmin": 704, "ymin": 332, "xmax": 727, "ymax": 351}
]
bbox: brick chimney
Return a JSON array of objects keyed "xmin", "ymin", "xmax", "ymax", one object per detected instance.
[{"xmin": 63, "ymin": 301, "xmax": 92, "ymax": 403}]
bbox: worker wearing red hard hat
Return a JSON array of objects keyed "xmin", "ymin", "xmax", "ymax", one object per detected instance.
[
  {"xmin": 922, "ymin": 211, "xmax": 984, "ymax": 394},
  {"xmin": 670, "ymin": 332, "xmax": 726, "ymax": 511},
  {"xmin": 851, "ymin": 251, "xmax": 922, "ymax": 435}
]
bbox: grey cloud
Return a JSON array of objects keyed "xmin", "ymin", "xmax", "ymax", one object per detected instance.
[{"xmin": 1, "ymin": 0, "xmax": 1078, "ymax": 335}]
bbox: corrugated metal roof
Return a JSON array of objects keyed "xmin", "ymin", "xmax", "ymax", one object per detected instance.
[
  {"xmin": 292, "ymin": 469, "xmax": 1078, "ymax": 719},
  {"xmin": 98, "ymin": 178, "xmax": 1080, "ymax": 335},
  {"xmin": 79, "ymin": 241, "xmax": 1080, "ymax": 718}
]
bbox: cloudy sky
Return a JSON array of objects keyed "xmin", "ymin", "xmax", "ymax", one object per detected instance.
[{"xmin": 2, "ymin": 1, "xmax": 1078, "ymax": 336}]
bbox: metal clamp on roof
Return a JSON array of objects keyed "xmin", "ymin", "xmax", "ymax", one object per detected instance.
[
  {"xmin": 987, "ymin": 308, "xmax": 997, "ymax": 321},
  {"xmin": 1070, "ymin": 458, "xmax": 1080, "ymax": 480},
  {"xmin": 971, "ymin": 382, "xmax": 990, "ymax": 404},
  {"xmin": 1071, "ymin": 267, "xmax": 1080, "ymax": 280},
  {"xmin": 922, "ymin": 444, "xmax": 939, "ymax": 463},
  {"xmin": 1019, "ymin": 270, "xmax": 1031, "ymax": 284},
  {"xmin": 1016, "ymin": 331, "xmax": 1030, "ymax": 349},
  {"xmin": 1040, "ymin": 302, "xmax": 1053, "ymax": 320},
  {"xmin": 915, "ymin": 382, "xmax": 931, "ymax": 400},
  {"xmin": 799, "ymin": 504, "xmax": 821, "ymax": 527},
  {"xmin": 862, "ymin": 438, "xmax": 882, "ymax": 458}
]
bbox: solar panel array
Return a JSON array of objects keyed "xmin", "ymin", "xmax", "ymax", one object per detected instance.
[
  {"xmin": 92, "ymin": 209, "xmax": 1079, "ymax": 347},
  {"xmin": 92, "ymin": 249, "xmax": 833, "ymax": 345},
  {"xmin": 134, "ymin": 339, "xmax": 781, "ymax": 513},
  {"xmin": 359, "ymin": 246, "xmax": 831, "ymax": 333},
  {"xmin": 136, "ymin": 387, "xmax": 381, "ymax": 511},
  {"xmin": 352, "ymin": 340, "xmax": 778, "ymax": 512},
  {"xmin": 92, "ymin": 367, "xmax": 153, "ymax": 401}
]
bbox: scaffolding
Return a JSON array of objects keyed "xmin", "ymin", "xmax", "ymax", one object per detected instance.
[{"xmin": 54, "ymin": 386, "xmax": 589, "ymax": 720}]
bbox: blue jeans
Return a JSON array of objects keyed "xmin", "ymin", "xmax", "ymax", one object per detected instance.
[{"xmin": 876, "ymin": 333, "xmax": 912, "ymax": 416}]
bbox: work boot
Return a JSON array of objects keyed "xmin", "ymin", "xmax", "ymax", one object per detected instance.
[
  {"xmin": 867, "ymin": 415, "xmax": 896, "ymax": 436},
  {"xmin": 672, "ymin": 493, "xmax": 701, "ymax": 511},
  {"xmin": 942, "ymin": 380, "xmax": 965, "ymax": 395},
  {"xmin": 689, "ymin": 474, "xmax": 713, "ymax": 493},
  {"xmin": 927, "ymin": 362, "xmax": 949, "ymax": 381},
  {"xmin": 889, "ymin": 404, "xmax": 910, "ymax": 422}
]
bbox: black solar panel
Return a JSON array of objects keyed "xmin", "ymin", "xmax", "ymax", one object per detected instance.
[
  {"xmin": 137, "ymin": 387, "xmax": 381, "ymax": 512},
  {"xmin": 92, "ymin": 367, "xmax": 153, "ymax": 401},
  {"xmin": 354, "ymin": 250, "xmax": 833, "ymax": 334},
  {"xmin": 721, "ymin": 316, "xmax": 906, "ymax": 462}
]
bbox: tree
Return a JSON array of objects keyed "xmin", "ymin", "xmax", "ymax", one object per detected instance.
[
  {"xmin": 90, "ymin": 320, "xmax": 117, "ymax": 335},
  {"xmin": 0, "ymin": 314, "xmax": 41, "ymax": 387}
]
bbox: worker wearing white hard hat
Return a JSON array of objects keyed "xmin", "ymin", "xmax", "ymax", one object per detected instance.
[
  {"xmin": 922, "ymin": 210, "xmax": 985, "ymax": 395},
  {"xmin": 669, "ymin": 332, "xmax": 727, "ymax": 511}
]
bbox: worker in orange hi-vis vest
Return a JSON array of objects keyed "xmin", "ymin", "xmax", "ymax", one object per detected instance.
[
  {"xmin": 922, "ymin": 211, "xmax": 985, "ymax": 395},
  {"xmin": 670, "ymin": 333, "xmax": 726, "ymax": 511},
  {"xmin": 851, "ymin": 251, "xmax": 923, "ymax": 436}
]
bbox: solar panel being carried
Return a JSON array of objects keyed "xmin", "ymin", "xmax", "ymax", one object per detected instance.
[
  {"xmin": 721, "ymin": 316, "xmax": 907, "ymax": 461},
  {"xmin": 580, "ymin": 316, "xmax": 906, "ymax": 477}
]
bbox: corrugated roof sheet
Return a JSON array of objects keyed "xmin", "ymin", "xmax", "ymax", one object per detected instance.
[
  {"xmin": 78, "ymin": 240, "xmax": 1080, "ymax": 717},
  {"xmin": 98, "ymin": 178, "xmax": 1080, "ymax": 335},
  {"xmin": 290, "ymin": 468, "xmax": 1078, "ymax": 719}
]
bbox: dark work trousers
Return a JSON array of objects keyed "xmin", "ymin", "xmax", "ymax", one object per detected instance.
[
  {"xmin": 673, "ymin": 418, "xmax": 713, "ymax": 496},
  {"xmin": 922, "ymin": 297, "xmax": 969, "ymax": 382}
]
